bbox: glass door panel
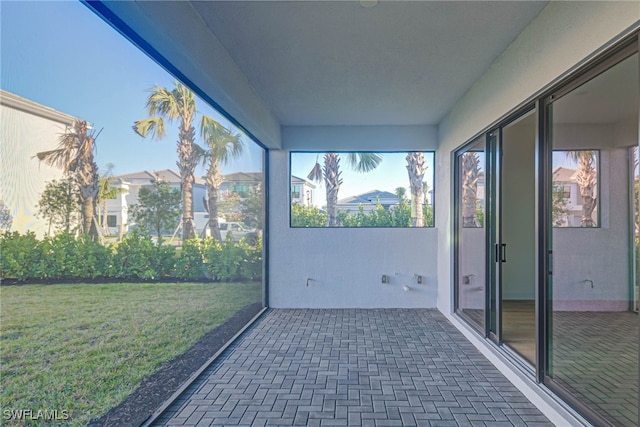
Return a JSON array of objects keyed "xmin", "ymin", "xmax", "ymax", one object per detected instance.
[
  {"xmin": 455, "ymin": 136, "xmax": 487, "ymax": 332},
  {"xmin": 547, "ymin": 53, "xmax": 639, "ymax": 427},
  {"xmin": 499, "ymin": 110, "xmax": 537, "ymax": 367}
]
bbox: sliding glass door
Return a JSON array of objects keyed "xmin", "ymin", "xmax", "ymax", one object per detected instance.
[
  {"xmin": 545, "ymin": 51, "xmax": 639, "ymax": 427},
  {"xmin": 455, "ymin": 136, "xmax": 487, "ymax": 332},
  {"xmin": 498, "ymin": 110, "xmax": 537, "ymax": 367}
]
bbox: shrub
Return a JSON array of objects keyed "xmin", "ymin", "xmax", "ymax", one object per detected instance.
[
  {"xmin": 0, "ymin": 231, "xmax": 43, "ymax": 280},
  {"xmin": 39, "ymin": 233, "xmax": 113, "ymax": 279},
  {"xmin": 204, "ymin": 236, "xmax": 262, "ymax": 282},
  {"xmin": 112, "ymin": 231, "xmax": 161, "ymax": 280},
  {"xmin": 175, "ymin": 238, "xmax": 207, "ymax": 280}
]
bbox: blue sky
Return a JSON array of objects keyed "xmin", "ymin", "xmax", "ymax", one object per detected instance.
[
  {"xmin": 1, "ymin": 1, "xmax": 434, "ymax": 203},
  {"xmin": 1, "ymin": 0, "xmax": 263, "ymax": 177},
  {"xmin": 292, "ymin": 152, "xmax": 435, "ymax": 207}
]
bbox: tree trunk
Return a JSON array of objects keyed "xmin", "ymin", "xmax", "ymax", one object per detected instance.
[
  {"xmin": 406, "ymin": 152, "xmax": 425, "ymax": 227},
  {"xmin": 575, "ymin": 153, "xmax": 597, "ymax": 227},
  {"xmin": 324, "ymin": 153, "xmax": 342, "ymax": 227},
  {"xmin": 206, "ymin": 161, "xmax": 223, "ymax": 242},
  {"xmin": 178, "ymin": 119, "xmax": 197, "ymax": 240},
  {"xmin": 461, "ymin": 152, "xmax": 480, "ymax": 227}
]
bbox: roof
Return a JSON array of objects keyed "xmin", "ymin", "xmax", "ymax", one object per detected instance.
[
  {"xmin": 222, "ymin": 172, "xmax": 263, "ymax": 183},
  {"xmin": 337, "ymin": 190, "xmax": 398, "ymax": 206},
  {"xmin": 0, "ymin": 89, "xmax": 79, "ymax": 125},
  {"xmin": 115, "ymin": 169, "xmax": 206, "ymax": 185},
  {"xmin": 291, "ymin": 175, "xmax": 316, "ymax": 189},
  {"xmin": 553, "ymin": 166, "xmax": 577, "ymax": 183}
]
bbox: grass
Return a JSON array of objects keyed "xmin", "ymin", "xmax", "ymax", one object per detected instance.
[{"xmin": 0, "ymin": 281, "xmax": 262, "ymax": 425}]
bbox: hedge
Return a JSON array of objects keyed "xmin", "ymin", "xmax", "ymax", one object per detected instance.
[{"xmin": 0, "ymin": 231, "xmax": 262, "ymax": 282}]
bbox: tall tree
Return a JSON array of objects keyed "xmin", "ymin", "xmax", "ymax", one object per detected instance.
[
  {"xmin": 307, "ymin": 153, "xmax": 382, "ymax": 227},
  {"xmin": 96, "ymin": 163, "xmax": 125, "ymax": 235},
  {"xmin": 36, "ymin": 120, "xmax": 100, "ymax": 239},
  {"xmin": 566, "ymin": 150, "xmax": 597, "ymax": 227},
  {"xmin": 133, "ymin": 81, "xmax": 208, "ymax": 240},
  {"xmin": 406, "ymin": 152, "xmax": 426, "ymax": 227},
  {"xmin": 200, "ymin": 118, "xmax": 243, "ymax": 241}
]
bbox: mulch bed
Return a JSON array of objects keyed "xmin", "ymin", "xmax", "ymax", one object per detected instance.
[{"xmin": 88, "ymin": 302, "xmax": 264, "ymax": 427}]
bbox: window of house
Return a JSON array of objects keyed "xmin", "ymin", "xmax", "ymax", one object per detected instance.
[
  {"xmin": 291, "ymin": 185, "xmax": 301, "ymax": 199},
  {"xmin": 107, "ymin": 215, "xmax": 117, "ymax": 228},
  {"xmin": 552, "ymin": 150, "xmax": 599, "ymax": 227},
  {"xmin": 290, "ymin": 151, "xmax": 435, "ymax": 228}
]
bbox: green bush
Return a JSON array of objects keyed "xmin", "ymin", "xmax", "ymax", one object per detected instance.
[
  {"xmin": 1, "ymin": 231, "xmax": 260, "ymax": 282},
  {"xmin": 37, "ymin": 232, "xmax": 113, "ymax": 279},
  {"xmin": 204, "ymin": 236, "xmax": 262, "ymax": 281},
  {"xmin": 112, "ymin": 231, "xmax": 161, "ymax": 280},
  {"xmin": 0, "ymin": 231, "xmax": 43, "ymax": 280},
  {"xmin": 175, "ymin": 238, "xmax": 207, "ymax": 280}
]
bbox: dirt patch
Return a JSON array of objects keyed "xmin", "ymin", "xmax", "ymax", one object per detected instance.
[{"xmin": 88, "ymin": 302, "xmax": 264, "ymax": 427}]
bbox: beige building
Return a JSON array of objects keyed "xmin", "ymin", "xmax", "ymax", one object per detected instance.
[{"xmin": 0, "ymin": 90, "xmax": 79, "ymax": 237}]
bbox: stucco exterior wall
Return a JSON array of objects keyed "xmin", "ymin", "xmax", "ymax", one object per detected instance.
[
  {"xmin": 437, "ymin": 1, "xmax": 640, "ymax": 314},
  {"xmin": 269, "ymin": 125, "xmax": 439, "ymax": 308},
  {"xmin": 0, "ymin": 98, "xmax": 76, "ymax": 237}
]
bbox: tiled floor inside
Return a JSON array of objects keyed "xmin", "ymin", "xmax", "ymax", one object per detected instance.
[
  {"xmin": 459, "ymin": 306, "xmax": 639, "ymax": 426},
  {"xmin": 552, "ymin": 311, "xmax": 639, "ymax": 427},
  {"xmin": 153, "ymin": 309, "xmax": 553, "ymax": 426}
]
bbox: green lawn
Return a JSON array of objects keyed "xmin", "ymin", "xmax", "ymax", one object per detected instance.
[{"xmin": 0, "ymin": 282, "xmax": 262, "ymax": 425}]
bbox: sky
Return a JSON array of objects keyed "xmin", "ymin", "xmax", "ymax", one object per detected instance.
[
  {"xmin": 0, "ymin": 0, "xmax": 263, "ymax": 177},
  {"xmin": 291, "ymin": 152, "xmax": 435, "ymax": 207},
  {"xmin": 0, "ymin": 0, "xmax": 435, "ymax": 205}
]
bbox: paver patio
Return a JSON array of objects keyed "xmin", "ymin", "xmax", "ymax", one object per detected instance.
[{"xmin": 152, "ymin": 309, "xmax": 554, "ymax": 426}]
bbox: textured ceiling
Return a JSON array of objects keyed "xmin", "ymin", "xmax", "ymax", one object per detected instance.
[{"xmin": 191, "ymin": 1, "xmax": 549, "ymax": 126}]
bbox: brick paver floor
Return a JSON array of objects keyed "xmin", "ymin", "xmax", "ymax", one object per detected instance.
[{"xmin": 153, "ymin": 309, "xmax": 554, "ymax": 426}]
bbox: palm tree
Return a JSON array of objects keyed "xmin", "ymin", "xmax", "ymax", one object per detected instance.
[
  {"xmin": 406, "ymin": 152, "xmax": 426, "ymax": 227},
  {"xmin": 566, "ymin": 150, "xmax": 597, "ymax": 227},
  {"xmin": 36, "ymin": 119, "xmax": 100, "ymax": 239},
  {"xmin": 307, "ymin": 153, "xmax": 382, "ymax": 227},
  {"xmin": 133, "ymin": 81, "xmax": 206, "ymax": 240},
  {"xmin": 97, "ymin": 163, "xmax": 125, "ymax": 236},
  {"xmin": 200, "ymin": 117, "xmax": 243, "ymax": 241},
  {"xmin": 461, "ymin": 152, "xmax": 481, "ymax": 227}
]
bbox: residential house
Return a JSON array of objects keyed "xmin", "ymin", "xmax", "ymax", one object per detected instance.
[
  {"xmin": 105, "ymin": 169, "xmax": 207, "ymax": 236},
  {"xmin": 335, "ymin": 189, "xmax": 398, "ymax": 214},
  {"xmin": 220, "ymin": 171, "xmax": 263, "ymax": 198},
  {"xmin": 552, "ymin": 166, "xmax": 597, "ymax": 227},
  {"xmin": 290, "ymin": 175, "xmax": 315, "ymax": 206}
]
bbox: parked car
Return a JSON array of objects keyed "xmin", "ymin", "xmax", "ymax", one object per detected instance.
[{"xmin": 219, "ymin": 222, "xmax": 259, "ymax": 246}]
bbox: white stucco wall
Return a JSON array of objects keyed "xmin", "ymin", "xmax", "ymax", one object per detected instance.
[
  {"xmin": 437, "ymin": 1, "xmax": 640, "ymax": 315},
  {"xmin": 269, "ymin": 125, "xmax": 439, "ymax": 308},
  {"xmin": 0, "ymin": 100, "xmax": 75, "ymax": 237}
]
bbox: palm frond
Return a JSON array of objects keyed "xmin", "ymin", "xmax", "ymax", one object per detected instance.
[
  {"xmin": 200, "ymin": 115, "xmax": 244, "ymax": 165},
  {"xmin": 347, "ymin": 152, "xmax": 383, "ymax": 173},
  {"xmin": 146, "ymin": 85, "xmax": 180, "ymax": 119},
  {"xmin": 133, "ymin": 117, "xmax": 165, "ymax": 139},
  {"xmin": 307, "ymin": 162, "xmax": 323, "ymax": 182}
]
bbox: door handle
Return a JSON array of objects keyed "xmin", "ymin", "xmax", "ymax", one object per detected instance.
[{"xmin": 495, "ymin": 243, "xmax": 507, "ymax": 263}]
